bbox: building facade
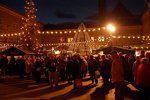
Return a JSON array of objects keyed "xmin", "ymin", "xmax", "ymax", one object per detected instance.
[{"xmin": 0, "ymin": 3, "xmax": 150, "ymax": 53}]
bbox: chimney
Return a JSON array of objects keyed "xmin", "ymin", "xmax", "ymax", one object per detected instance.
[{"xmin": 98, "ymin": 0, "xmax": 106, "ymax": 24}]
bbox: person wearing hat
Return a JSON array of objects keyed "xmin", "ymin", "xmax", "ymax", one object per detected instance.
[{"xmin": 111, "ymin": 51, "xmax": 125, "ymax": 100}]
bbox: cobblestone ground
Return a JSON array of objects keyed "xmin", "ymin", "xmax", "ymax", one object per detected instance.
[{"xmin": 0, "ymin": 75, "xmax": 140, "ymax": 100}]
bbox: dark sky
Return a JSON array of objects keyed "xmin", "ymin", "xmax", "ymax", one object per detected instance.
[{"xmin": 0, "ymin": 0, "xmax": 148, "ymax": 24}]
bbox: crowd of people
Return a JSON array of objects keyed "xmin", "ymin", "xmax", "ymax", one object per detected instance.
[{"xmin": 0, "ymin": 51, "xmax": 150, "ymax": 100}]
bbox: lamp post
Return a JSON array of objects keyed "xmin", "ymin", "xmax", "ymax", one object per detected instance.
[{"xmin": 106, "ymin": 24, "xmax": 116, "ymax": 46}]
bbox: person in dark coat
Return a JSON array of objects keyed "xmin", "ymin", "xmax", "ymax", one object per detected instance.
[
  {"xmin": 66, "ymin": 57, "xmax": 73, "ymax": 84},
  {"xmin": 47, "ymin": 56, "xmax": 59, "ymax": 88},
  {"xmin": 71, "ymin": 55, "xmax": 81, "ymax": 88},
  {"xmin": 16, "ymin": 56, "xmax": 25, "ymax": 78},
  {"xmin": 0, "ymin": 55, "xmax": 8, "ymax": 76},
  {"xmin": 57, "ymin": 57, "xmax": 67, "ymax": 82},
  {"xmin": 128, "ymin": 52, "xmax": 136, "ymax": 84},
  {"xmin": 100, "ymin": 55, "xmax": 111, "ymax": 85},
  {"xmin": 34, "ymin": 57, "xmax": 43, "ymax": 82},
  {"xmin": 88, "ymin": 55, "xmax": 99, "ymax": 84},
  {"xmin": 8, "ymin": 56, "xmax": 16, "ymax": 75}
]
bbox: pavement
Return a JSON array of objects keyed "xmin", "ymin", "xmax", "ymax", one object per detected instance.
[{"xmin": 0, "ymin": 75, "xmax": 141, "ymax": 100}]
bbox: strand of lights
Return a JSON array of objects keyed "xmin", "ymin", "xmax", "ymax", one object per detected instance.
[
  {"xmin": 37, "ymin": 27, "xmax": 105, "ymax": 34},
  {"xmin": 0, "ymin": 44, "xmax": 20, "ymax": 47},
  {"xmin": 112, "ymin": 36, "xmax": 150, "ymax": 39},
  {"xmin": 0, "ymin": 32, "xmax": 24, "ymax": 37}
]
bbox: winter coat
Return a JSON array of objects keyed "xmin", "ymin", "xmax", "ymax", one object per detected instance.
[
  {"xmin": 135, "ymin": 64, "xmax": 150, "ymax": 88},
  {"xmin": 25, "ymin": 60, "xmax": 32, "ymax": 73},
  {"xmin": 111, "ymin": 57, "xmax": 124, "ymax": 83}
]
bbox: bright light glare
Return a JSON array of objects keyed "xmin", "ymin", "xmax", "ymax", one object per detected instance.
[
  {"xmin": 107, "ymin": 24, "xmax": 116, "ymax": 32},
  {"xmin": 55, "ymin": 50, "xmax": 60, "ymax": 54}
]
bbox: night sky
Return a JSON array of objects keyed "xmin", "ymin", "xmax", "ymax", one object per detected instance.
[{"xmin": 0, "ymin": 0, "xmax": 148, "ymax": 24}]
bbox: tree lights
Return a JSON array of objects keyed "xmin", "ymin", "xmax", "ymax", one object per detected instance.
[{"xmin": 18, "ymin": 0, "xmax": 40, "ymax": 52}]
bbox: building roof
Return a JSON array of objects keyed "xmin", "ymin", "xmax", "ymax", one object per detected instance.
[
  {"xmin": 107, "ymin": 2, "xmax": 141, "ymax": 26},
  {"xmin": 43, "ymin": 22, "xmax": 101, "ymax": 30},
  {"xmin": 0, "ymin": 4, "xmax": 25, "ymax": 19},
  {"xmin": 85, "ymin": 2, "xmax": 141, "ymax": 26}
]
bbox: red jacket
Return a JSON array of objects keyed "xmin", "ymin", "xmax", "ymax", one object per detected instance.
[{"xmin": 135, "ymin": 64, "xmax": 150, "ymax": 88}]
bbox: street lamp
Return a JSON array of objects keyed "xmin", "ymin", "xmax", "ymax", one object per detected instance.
[
  {"xmin": 106, "ymin": 24, "xmax": 116, "ymax": 33},
  {"xmin": 106, "ymin": 24, "xmax": 116, "ymax": 46}
]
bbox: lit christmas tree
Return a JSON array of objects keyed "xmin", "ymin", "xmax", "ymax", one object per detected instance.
[{"xmin": 19, "ymin": 0, "xmax": 40, "ymax": 52}]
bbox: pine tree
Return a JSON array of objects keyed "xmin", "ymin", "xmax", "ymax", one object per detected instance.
[{"xmin": 20, "ymin": 0, "xmax": 40, "ymax": 52}]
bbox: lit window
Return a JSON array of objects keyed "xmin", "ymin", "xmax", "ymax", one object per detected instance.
[
  {"xmin": 68, "ymin": 38, "xmax": 73, "ymax": 43},
  {"xmin": 98, "ymin": 37, "xmax": 105, "ymax": 41}
]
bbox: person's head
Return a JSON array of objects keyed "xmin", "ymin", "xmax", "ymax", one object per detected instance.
[
  {"xmin": 27, "ymin": 56, "xmax": 31, "ymax": 61},
  {"xmin": 118, "ymin": 52, "xmax": 123, "ymax": 57},
  {"xmin": 130, "ymin": 52, "xmax": 135, "ymax": 57},
  {"xmin": 18, "ymin": 56, "xmax": 21, "ymax": 59},
  {"xmin": 141, "ymin": 58, "xmax": 149, "ymax": 65},
  {"xmin": 146, "ymin": 52, "xmax": 150, "ymax": 58},
  {"xmin": 101, "ymin": 55, "xmax": 106, "ymax": 60},
  {"xmin": 136, "ymin": 56, "xmax": 140, "ymax": 62},
  {"xmin": 67, "ymin": 57, "xmax": 71, "ymax": 61},
  {"xmin": 49, "ymin": 55, "xmax": 54, "ymax": 60},
  {"xmin": 36, "ymin": 57, "xmax": 41, "ymax": 61},
  {"xmin": 90, "ymin": 55, "xmax": 94, "ymax": 59},
  {"xmin": 111, "ymin": 51, "xmax": 118, "ymax": 59},
  {"xmin": 72, "ymin": 55, "xmax": 77, "ymax": 60}
]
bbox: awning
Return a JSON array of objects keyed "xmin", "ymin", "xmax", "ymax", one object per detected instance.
[{"xmin": 1, "ymin": 47, "xmax": 35, "ymax": 56}]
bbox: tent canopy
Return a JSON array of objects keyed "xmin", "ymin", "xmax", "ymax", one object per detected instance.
[
  {"xmin": 94, "ymin": 46, "xmax": 134, "ymax": 54},
  {"xmin": 1, "ymin": 47, "xmax": 35, "ymax": 56}
]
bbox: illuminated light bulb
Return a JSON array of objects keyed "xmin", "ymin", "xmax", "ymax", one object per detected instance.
[
  {"xmin": 60, "ymin": 32, "xmax": 62, "ymax": 34},
  {"xmin": 93, "ymin": 29, "xmax": 96, "ymax": 31},
  {"xmin": 55, "ymin": 32, "xmax": 58, "ymax": 34},
  {"xmin": 74, "ymin": 31, "xmax": 76, "ymax": 33},
  {"xmin": 8, "ymin": 34, "xmax": 10, "ymax": 37},
  {"xmin": 118, "ymin": 36, "xmax": 121, "ymax": 38},
  {"xmin": 64, "ymin": 31, "xmax": 67, "ymax": 33},
  {"xmin": 128, "ymin": 36, "xmax": 131, "ymax": 38},
  {"xmin": 88, "ymin": 29, "xmax": 91, "ymax": 32},
  {"xmin": 69, "ymin": 31, "xmax": 71, "ymax": 33},
  {"xmin": 78, "ymin": 30, "xmax": 81, "ymax": 32},
  {"xmin": 46, "ymin": 31, "xmax": 49, "ymax": 34},
  {"xmin": 51, "ymin": 32, "xmax": 54, "ymax": 34},
  {"xmin": 123, "ymin": 36, "xmax": 126, "ymax": 38},
  {"xmin": 98, "ymin": 28, "xmax": 101, "ymax": 31}
]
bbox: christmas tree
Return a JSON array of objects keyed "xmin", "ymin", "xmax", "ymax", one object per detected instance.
[{"xmin": 19, "ymin": 0, "xmax": 40, "ymax": 52}]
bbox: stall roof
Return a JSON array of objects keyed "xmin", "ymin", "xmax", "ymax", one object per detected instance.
[
  {"xmin": 94, "ymin": 46, "xmax": 134, "ymax": 54},
  {"xmin": 1, "ymin": 47, "xmax": 35, "ymax": 56}
]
